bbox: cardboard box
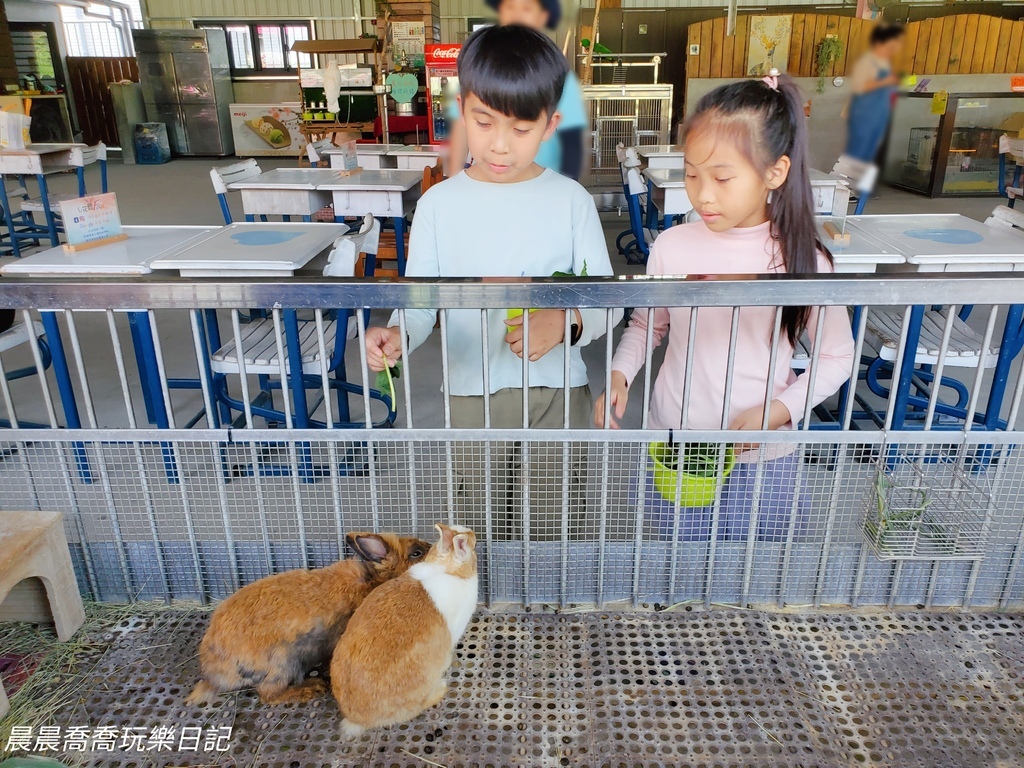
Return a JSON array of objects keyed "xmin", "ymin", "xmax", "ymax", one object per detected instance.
[{"xmin": 998, "ymin": 113, "xmax": 1024, "ymax": 138}]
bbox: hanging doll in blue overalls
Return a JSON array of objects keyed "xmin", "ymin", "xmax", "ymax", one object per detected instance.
[{"xmin": 844, "ymin": 23, "xmax": 906, "ymax": 163}]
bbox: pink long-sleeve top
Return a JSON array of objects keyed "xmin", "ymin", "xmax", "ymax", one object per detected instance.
[{"xmin": 612, "ymin": 220, "xmax": 855, "ymax": 455}]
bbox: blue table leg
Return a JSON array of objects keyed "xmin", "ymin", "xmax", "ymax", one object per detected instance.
[
  {"xmin": 193, "ymin": 310, "xmax": 221, "ymax": 429},
  {"xmin": 129, "ymin": 311, "xmax": 178, "ymax": 482},
  {"xmin": 36, "ymin": 174, "xmax": 59, "ymax": 246},
  {"xmin": 645, "ymin": 179, "xmax": 657, "ymax": 231},
  {"xmin": 127, "ymin": 314, "xmax": 158, "ymax": 425},
  {"xmin": 204, "ymin": 309, "xmax": 233, "ymax": 426},
  {"xmin": 0, "ymin": 175, "xmax": 21, "ymax": 258},
  {"xmin": 245, "ymin": 214, "xmax": 255, "ymax": 223},
  {"xmin": 283, "ymin": 309, "xmax": 314, "ymax": 482},
  {"xmin": 835, "ymin": 305, "xmax": 863, "ymax": 425},
  {"xmin": 891, "ymin": 305, "xmax": 925, "ymax": 431},
  {"xmin": 39, "ymin": 311, "xmax": 92, "ymax": 482},
  {"xmin": 984, "ymin": 303, "xmax": 1024, "ymax": 431},
  {"xmin": 394, "ymin": 216, "xmax": 407, "ymax": 276}
]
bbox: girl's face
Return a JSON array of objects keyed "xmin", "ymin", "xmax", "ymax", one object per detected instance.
[{"xmin": 684, "ymin": 128, "xmax": 789, "ymax": 232}]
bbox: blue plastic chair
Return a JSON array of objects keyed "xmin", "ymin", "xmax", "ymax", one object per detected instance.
[
  {"xmin": 207, "ymin": 215, "xmax": 395, "ymax": 432},
  {"xmin": 20, "ymin": 143, "xmax": 109, "ymax": 233},
  {"xmin": 997, "ymin": 134, "xmax": 1024, "ymax": 209},
  {"xmin": 209, "ymin": 158, "xmax": 266, "ymax": 224},
  {"xmin": 830, "ymin": 155, "xmax": 878, "ymax": 217}
]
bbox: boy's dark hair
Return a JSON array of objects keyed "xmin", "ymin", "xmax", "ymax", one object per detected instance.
[
  {"xmin": 870, "ymin": 22, "xmax": 906, "ymax": 46},
  {"xmin": 683, "ymin": 73, "xmax": 829, "ymax": 347},
  {"xmin": 458, "ymin": 25, "xmax": 568, "ymax": 122}
]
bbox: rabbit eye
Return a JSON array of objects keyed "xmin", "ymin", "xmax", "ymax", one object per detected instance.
[{"xmin": 410, "ymin": 549, "xmax": 425, "ymax": 558}]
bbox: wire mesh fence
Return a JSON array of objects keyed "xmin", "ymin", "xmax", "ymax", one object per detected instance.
[
  {"xmin": 2, "ymin": 430, "xmax": 1021, "ymax": 610},
  {"xmin": 0, "ymin": 275, "xmax": 1022, "ymax": 610}
]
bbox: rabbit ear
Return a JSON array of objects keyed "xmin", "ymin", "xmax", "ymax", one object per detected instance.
[
  {"xmin": 434, "ymin": 523, "xmax": 455, "ymax": 554},
  {"xmin": 347, "ymin": 533, "xmax": 389, "ymax": 563},
  {"xmin": 452, "ymin": 532, "xmax": 473, "ymax": 563}
]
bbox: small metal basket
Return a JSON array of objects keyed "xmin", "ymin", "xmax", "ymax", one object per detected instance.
[{"xmin": 861, "ymin": 456, "xmax": 992, "ymax": 560}]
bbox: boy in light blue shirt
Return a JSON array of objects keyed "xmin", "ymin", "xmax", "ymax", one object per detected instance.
[
  {"xmin": 446, "ymin": 0, "xmax": 588, "ymax": 180},
  {"xmin": 365, "ymin": 25, "xmax": 615, "ymax": 539}
]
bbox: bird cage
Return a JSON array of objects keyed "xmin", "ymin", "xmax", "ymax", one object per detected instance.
[{"xmin": 581, "ymin": 84, "xmax": 673, "ymax": 189}]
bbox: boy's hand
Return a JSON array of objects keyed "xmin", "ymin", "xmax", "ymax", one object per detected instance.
[
  {"xmin": 728, "ymin": 399, "xmax": 791, "ymax": 452},
  {"xmin": 594, "ymin": 371, "xmax": 628, "ymax": 429},
  {"xmin": 365, "ymin": 326, "xmax": 403, "ymax": 372},
  {"xmin": 503, "ymin": 309, "xmax": 567, "ymax": 362}
]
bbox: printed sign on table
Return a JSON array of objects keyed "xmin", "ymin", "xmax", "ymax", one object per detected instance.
[
  {"xmin": 59, "ymin": 192, "xmax": 127, "ymax": 251},
  {"xmin": 337, "ymin": 140, "xmax": 359, "ymax": 172}
]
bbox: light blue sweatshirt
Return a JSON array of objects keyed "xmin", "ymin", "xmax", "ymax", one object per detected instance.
[{"xmin": 387, "ymin": 168, "xmax": 615, "ymax": 397}]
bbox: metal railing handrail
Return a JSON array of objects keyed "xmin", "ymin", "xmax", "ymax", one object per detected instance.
[{"xmin": 1, "ymin": 273, "xmax": 1023, "ymax": 311}]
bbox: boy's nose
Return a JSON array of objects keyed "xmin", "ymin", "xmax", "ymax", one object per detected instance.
[{"xmin": 490, "ymin": 131, "xmax": 511, "ymax": 154}]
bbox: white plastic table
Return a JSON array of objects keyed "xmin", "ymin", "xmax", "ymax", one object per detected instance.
[
  {"xmin": 150, "ymin": 222, "xmax": 349, "ymax": 277},
  {"xmin": 0, "ymin": 225, "xmax": 215, "ymax": 276},
  {"xmin": 319, "ymin": 170, "xmax": 423, "ymax": 275},
  {"xmin": 642, "ymin": 168, "xmax": 692, "ymax": 224},
  {"xmin": 0, "ymin": 225, "xmax": 218, "ymax": 436},
  {"xmin": 839, "ymin": 213, "xmax": 1024, "ymax": 432},
  {"xmin": 636, "ymin": 145, "xmax": 684, "ymax": 170},
  {"xmin": 0, "ymin": 143, "xmax": 87, "ymax": 250},
  {"xmin": 388, "ymin": 145, "xmax": 444, "ymax": 172},
  {"xmin": 227, "ymin": 168, "xmax": 341, "ymax": 221},
  {"xmin": 0, "ymin": 143, "xmax": 85, "ymax": 176},
  {"xmin": 848, "ymin": 214, "xmax": 1024, "ymax": 273},
  {"xmin": 644, "ymin": 167, "xmax": 844, "ymax": 222},
  {"xmin": 326, "ymin": 144, "xmax": 404, "ymax": 171},
  {"xmin": 814, "ymin": 219, "xmax": 905, "ymax": 274}
]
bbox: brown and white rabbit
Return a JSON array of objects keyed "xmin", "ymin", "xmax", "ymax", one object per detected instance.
[
  {"xmin": 331, "ymin": 524, "xmax": 478, "ymax": 737},
  {"xmin": 187, "ymin": 532, "xmax": 430, "ymax": 706}
]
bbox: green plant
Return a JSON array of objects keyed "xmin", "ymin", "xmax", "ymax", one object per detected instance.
[
  {"xmin": 658, "ymin": 443, "xmax": 726, "ymax": 478},
  {"xmin": 863, "ymin": 471, "xmax": 946, "ymax": 553},
  {"xmin": 816, "ymin": 36, "xmax": 844, "ymax": 94}
]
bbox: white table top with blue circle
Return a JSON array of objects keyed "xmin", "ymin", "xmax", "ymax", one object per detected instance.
[
  {"xmin": 843, "ymin": 214, "xmax": 1024, "ymax": 272},
  {"xmin": 0, "ymin": 226, "xmax": 216, "ymax": 276},
  {"xmin": 149, "ymin": 222, "xmax": 349, "ymax": 277}
]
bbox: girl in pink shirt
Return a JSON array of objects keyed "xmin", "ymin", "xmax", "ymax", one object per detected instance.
[{"xmin": 596, "ymin": 72, "xmax": 855, "ymax": 541}]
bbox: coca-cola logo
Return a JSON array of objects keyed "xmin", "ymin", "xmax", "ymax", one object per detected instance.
[{"xmin": 426, "ymin": 45, "xmax": 460, "ymax": 62}]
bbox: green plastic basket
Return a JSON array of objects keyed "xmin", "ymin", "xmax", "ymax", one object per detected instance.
[{"xmin": 648, "ymin": 442, "xmax": 735, "ymax": 507}]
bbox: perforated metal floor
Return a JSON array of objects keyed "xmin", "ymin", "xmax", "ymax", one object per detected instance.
[{"xmin": 10, "ymin": 609, "xmax": 1024, "ymax": 767}]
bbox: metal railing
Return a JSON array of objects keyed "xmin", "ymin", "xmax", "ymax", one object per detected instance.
[{"xmin": 0, "ymin": 273, "xmax": 1022, "ymax": 610}]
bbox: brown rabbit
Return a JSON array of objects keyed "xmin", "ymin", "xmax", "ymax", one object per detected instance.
[
  {"xmin": 331, "ymin": 524, "xmax": 478, "ymax": 737},
  {"xmin": 187, "ymin": 532, "xmax": 430, "ymax": 706}
]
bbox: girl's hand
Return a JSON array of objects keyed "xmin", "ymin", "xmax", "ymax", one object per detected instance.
[
  {"xmin": 594, "ymin": 371, "xmax": 629, "ymax": 429},
  {"xmin": 504, "ymin": 309, "xmax": 567, "ymax": 361},
  {"xmin": 365, "ymin": 326, "xmax": 403, "ymax": 372},
  {"xmin": 728, "ymin": 399, "xmax": 792, "ymax": 452}
]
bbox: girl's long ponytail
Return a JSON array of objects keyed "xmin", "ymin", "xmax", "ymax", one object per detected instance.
[
  {"xmin": 685, "ymin": 72, "xmax": 832, "ymax": 346},
  {"xmin": 771, "ymin": 75, "xmax": 832, "ymax": 346}
]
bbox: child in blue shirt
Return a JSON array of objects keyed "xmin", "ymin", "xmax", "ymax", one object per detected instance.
[
  {"xmin": 446, "ymin": 0, "xmax": 588, "ymax": 180},
  {"xmin": 365, "ymin": 25, "xmax": 616, "ymax": 540}
]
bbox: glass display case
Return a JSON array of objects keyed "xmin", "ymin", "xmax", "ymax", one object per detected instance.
[{"xmin": 883, "ymin": 92, "xmax": 1021, "ymax": 197}]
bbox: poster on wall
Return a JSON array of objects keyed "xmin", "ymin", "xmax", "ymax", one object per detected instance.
[
  {"xmin": 229, "ymin": 103, "xmax": 305, "ymax": 157},
  {"xmin": 392, "ymin": 21, "xmax": 426, "ymax": 67},
  {"xmin": 747, "ymin": 16, "xmax": 792, "ymax": 77}
]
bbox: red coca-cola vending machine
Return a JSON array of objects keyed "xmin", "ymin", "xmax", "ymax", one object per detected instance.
[{"xmin": 425, "ymin": 44, "xmax": 461, "ymax": 144}]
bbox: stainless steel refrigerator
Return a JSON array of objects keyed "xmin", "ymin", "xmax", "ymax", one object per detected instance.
[{"xmin": 133, "ymin": 29, "xmax": 234, "ymax": 156}]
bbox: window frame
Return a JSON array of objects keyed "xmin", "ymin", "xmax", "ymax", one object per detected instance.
[
  {"xmin": 194, "ymin": 20, "xmax": 315, "ymax": 80},
  {"xmin": 468, "ymin": 18, "xmax": 495, "ymax": 35}
]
